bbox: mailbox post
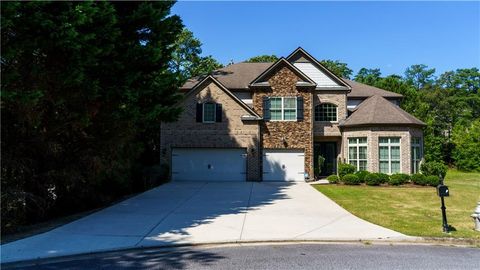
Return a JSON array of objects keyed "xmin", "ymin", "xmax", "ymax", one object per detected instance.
[{"xmin": 436, "ymin": 175, "xmax": 450, "ymax": 233}]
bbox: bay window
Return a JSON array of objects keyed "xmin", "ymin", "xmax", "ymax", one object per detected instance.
[
  {"xmin": 348, "ymin": 137, "xmax": 367, "ymax": 171},
  {"xmin": 379, "ymin": 137, "xmax": 401, "ymax": 174}
]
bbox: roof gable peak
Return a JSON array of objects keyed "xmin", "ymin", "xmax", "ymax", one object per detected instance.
[
  {"xmin": 286, "ymin": 47, "xmax": 351, "ymax": 90},
  {"xmin": 249, "ymin": 57, "xmax": 316, "ymax": 87},
  {"xmin": 185, "ymin": 75, "xmax": 261, "ymax": 118}
]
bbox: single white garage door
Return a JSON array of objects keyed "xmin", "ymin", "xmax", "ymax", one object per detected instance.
[
  {"xmin": 263, "ymin": 149, "xmax": 305, "ymax": 181},
  {"xmin": 172, "ymin": 148, "xmax": 246, "ymax": 181}
]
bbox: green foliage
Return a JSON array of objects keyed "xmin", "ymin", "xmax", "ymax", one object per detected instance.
[
  {"xmin": 246, "ymin": 54, "xmax": 279, "ymax": 63},
  {"xmin": 404, "ymin": 64, "xmax": 436, "ymax": 90},
  {"xmin": 171, "ymin": 29, "xmax": 223, "ymax": 82},
  {"xmin": 388, "ymin": 173, "xmax": 410, "ymax": 186},
  {"xmin": 338, "ymin": 163, "xmax": 356, "ymax": 179},
  {"xmin": 425, "ymin": 175, "xmax": 441, "ymax": 186},
  {"xmin": 1, "ymin": 1, "xmax": 183, "ymax": 233},
  {"xmin": 365, "ymin": 173, "xmax": 382, "ymax": 186},
  {"xmin": 354, "ymin": 68, "xmax": 382, "ymax": 85},
  {"xmin": 452, "ymin": 119, "xmax": 480, "ymax": 171},
  {"xmin": 411, "ymin": 173, "xmax": 427, "ymax": 186},
  {"xmin": 354, "ymin": 170, "xmax": 370, "ymax": 183},
  {"xmin": 342, "ymin": 174, "xmax": 361, "ymax": 185},
  {"xmin": 319, "ymin": 60, "xmax": 353, "ymax": 79},
  {"xmin": 421, "ymin": 161, "xmax": 448, "ymax": 178},
  {"xmin": 327, "ymin": 175, "xmax": 339, "ymax": 184},
  {"xmin": 375, "ymin": 173, "xmax": 390, "ymax": 184}
]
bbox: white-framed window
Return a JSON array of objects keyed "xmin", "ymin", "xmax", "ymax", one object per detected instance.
[
  {"xmin": 411, "ymin": 137, "xmax": 422, "ymax": 173},
  {"xmin": 379, "ymin": 137, "xmax": 401, "ymax": 174},
  {"xmin": 348, "ymin": 137, "xmax": 368, "ymax": 171},
  {"xmin": 315, "ymin": 103, "xmax": 337, "ymax": 122},
  {"xmin": 203, "ymin": 103, "xmax": 216, "ymax": 123},
  {"xmin": 270, "ymin": 97, "xmax": 297, "ymax": 121}
]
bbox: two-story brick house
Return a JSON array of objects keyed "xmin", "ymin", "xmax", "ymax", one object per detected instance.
[{"xmin": 160, "ymin": 48, "xmax": 425, "ymax": 181}]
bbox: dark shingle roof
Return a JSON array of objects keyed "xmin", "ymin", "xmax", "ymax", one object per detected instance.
[
  {"xmin": 340, "ymin": 95, "xmax": 425, "ymax": 127},
  {"xmin": 180, "ymin": 62, "xmax": 273, "ymax": 90},
  {"xmin": 180, "ymin": 62, "xmax": 403, "ymax": 99},
  {"xmin": 343, "ymin": 79, "xmax": 403, "ymax": 98}
]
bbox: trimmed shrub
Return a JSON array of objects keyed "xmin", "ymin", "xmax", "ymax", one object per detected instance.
[
  {"xmin": 425, "ymin": 175, "xmax": 441, "ymax": 186},
  {"xmin": 365, "ymin": 173, "xmax": 382, "ymax": 186},
  {"xmin": 421, "ymin": 161, "xmax": 447, "ymax": 178},
  {"xmin": 338, "ymin": 163, "xmax": 356, "ymax": 179},
  {"xmin": 411, "ymin": 173, "xmax": 427, "ymax": 186},
  {"xmin": 326, "ymin": 175, "xmax": 339, "ymax": 184},
  {"xmin": 343, "ymin": 174, "xmax": 361, "ymax": 185},
  {"xmin": 355, "ymin": 170, "xmax": 370, "ymax": 183},
  {"xmin": 376, "ymin": 173, "xmax": 390, "ymax": 184},
  {"xmin": 388, "ymin": 173, "xmax": 410, "ymax": 186}
]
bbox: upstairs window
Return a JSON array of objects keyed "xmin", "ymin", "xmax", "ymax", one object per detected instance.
[
  {"xmin": 196, "ymin": 102, "xmax": 222, "ymax": 123},
  {"xmin": 315, "ymin": 103, "xmax": 337, "ymax": 122},
  {"xmin": 203, "ymin": 103, "xmax": 216, "ymax": 123},
  {"xmin": 269, "ymin": 97, "xmax": 297, "ymax": 121}
]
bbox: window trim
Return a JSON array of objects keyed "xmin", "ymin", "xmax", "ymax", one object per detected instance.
[
  {"xmin": 315, "ymin": 103, "xmax": 338, "ymax": 123},
  {"xmin": 378, "ymin": 137, "xmax": 402, "ymax": 174},
  {"xmin": 202, "ymin": 102, "xmax": 216, "ymax": 123},
  {"xmin": 269, "ymin": 97, "xmax": 297, "ymax": 122},
  {"xmin": 411, "ymin": 137, "xmax": 422, "ymax": 174},
  {"xmin": 347, "ymin": 137, "xmax": 368, "ymax": 171}
]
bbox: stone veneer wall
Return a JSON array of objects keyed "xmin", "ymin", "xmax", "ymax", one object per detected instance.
[
  {"xmin": 160, "ymin": 81, "xmax": 261, "ymax": 181},
  {"xmin": 341, "ymin": 126, "xmax": 423, "ymax": 174},
  {"xmin": 313, "ymin": 91, "xmax": 347, "ymax": 137},
  {"xmin": 252, "ymin": 66, "xmax": 314, "ymax": 179}
]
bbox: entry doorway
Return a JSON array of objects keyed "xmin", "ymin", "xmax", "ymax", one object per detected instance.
[{"xmin": 314, "ymin": 142, "xmax": 337, "ymax": 177}]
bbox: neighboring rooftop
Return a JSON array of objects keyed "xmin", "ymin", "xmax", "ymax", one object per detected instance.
[
  {"xmin": 181, "ymin": 62, "xmax": 272, "ymax": 90},
  {"xmin": 180, "ymin": 62, "xmax": 403, "ymax": 99},
  {"xmin": 340, "ymin": 95, "xmax": 425, "ymax": 127}
]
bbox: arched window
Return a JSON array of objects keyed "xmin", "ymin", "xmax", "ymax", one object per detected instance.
[{"xmin": 315, "ymin": 103, "xmax": 337, "ymax": 122}]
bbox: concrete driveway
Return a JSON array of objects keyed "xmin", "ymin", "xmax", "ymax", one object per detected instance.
[{"xmin": 1, "ymin": 182, "xmax": 408, "ymax": 263}]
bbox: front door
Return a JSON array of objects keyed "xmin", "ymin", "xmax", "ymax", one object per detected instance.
[{"xmin": 314, "ymin": 142, "xmax": 337, "ymax": 177}]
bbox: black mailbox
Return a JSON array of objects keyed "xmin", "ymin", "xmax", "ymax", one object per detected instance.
[{"xmin": 437, "ymin": 185, "xmax": 449, "ymax": 197}]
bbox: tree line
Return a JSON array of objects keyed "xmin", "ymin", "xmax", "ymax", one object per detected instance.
[{"xmin": 1, "ymin": 1, "xmax": 478, "ymax": 234}]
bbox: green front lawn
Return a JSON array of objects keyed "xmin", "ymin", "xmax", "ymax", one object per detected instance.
[{"xmin": 314, "ymin": 170, "xmax": 480, "ymax": 240}]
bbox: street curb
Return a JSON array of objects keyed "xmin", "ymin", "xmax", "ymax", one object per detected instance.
[{"xmin": 2, "ymin": 237, "xmax": 478, "ymax": 269}]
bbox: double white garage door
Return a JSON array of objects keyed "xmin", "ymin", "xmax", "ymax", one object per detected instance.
[{"xmin": 171, "ymin": 148, "xmax": 305, "ymax": 182}]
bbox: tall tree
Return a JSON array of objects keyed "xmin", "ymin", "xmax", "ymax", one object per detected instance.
[
  {"xmin": 170, "ymin": 28, "xmax": 223, "ymax": 82},
  {"xmin": 320, "ymin": 60, "xmax": 353, "ymax": 79},
  {"xmin": 437, "ymin": 68, "xmax": 480, "ymax": 94},
  {"xmin": 404, "ymin": 64, "xmax": 436, "ymax": 90},
  {"xmin": 246, "ymin": 55, "xmax": 279, "ymax": 63},
  {"xmin": 1, "ymin": 1, "xmax": 183, "ymax": 232},
  {"xmin": 354, "ymin": 68, "xmax": 382, "ymax": 85}
]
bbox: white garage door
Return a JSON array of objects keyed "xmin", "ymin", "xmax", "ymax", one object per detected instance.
[
  {"xmin": 172, "ymin": 148, "xmax": 246, "ymax": 181},
  {"xmin": 263, "ymin": 149, "xmax": 305, "ymax": 182}
]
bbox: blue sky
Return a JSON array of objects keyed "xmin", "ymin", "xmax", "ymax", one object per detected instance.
[{"xmin": 172, "ymin": 1, "xmax": 480, "ymax": 77}]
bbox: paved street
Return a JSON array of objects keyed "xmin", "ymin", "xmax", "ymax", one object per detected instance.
[
  {"xmin": 1, "ymin": 182, "xmax": 407, "ymax": 263},
  {"xmin": 4, "ymin": 243, "xmax": 479, "ymax": 270}
]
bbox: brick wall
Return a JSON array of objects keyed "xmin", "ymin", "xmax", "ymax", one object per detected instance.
[
  {"xmin": 252, "ymin": 66, "xmax": 314, "ymax": 179},
  {"xmin": 160, "ymin": 80, "xmax": 261, "ymax": 180}
]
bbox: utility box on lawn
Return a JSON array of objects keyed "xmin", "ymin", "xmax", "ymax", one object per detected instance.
[{"xmin": 437, "ymin": 185, "xmax": 449, "ymax": 197}]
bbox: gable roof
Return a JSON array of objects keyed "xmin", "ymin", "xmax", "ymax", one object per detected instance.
[
  {"xmin": 249, "ymin": 57, "xmax": 316, "ymax": 87},
  {"xmin": 340, "ymin": 95, "xmax": 425, "ymax": 127},
  {"xmin": 344, "ymin": 79, "xmax": 403, "ymax": 99},
  {"xmin": 184, "ymin": 75, "xmax": 261, "ymax": 119},
  {"xmin": 180, "ymin": 62, "xmax": 272, "ymax": 90},
  {"xmin": 286, "ymin": 47, "xmax": 351, "ymax": 90}
]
